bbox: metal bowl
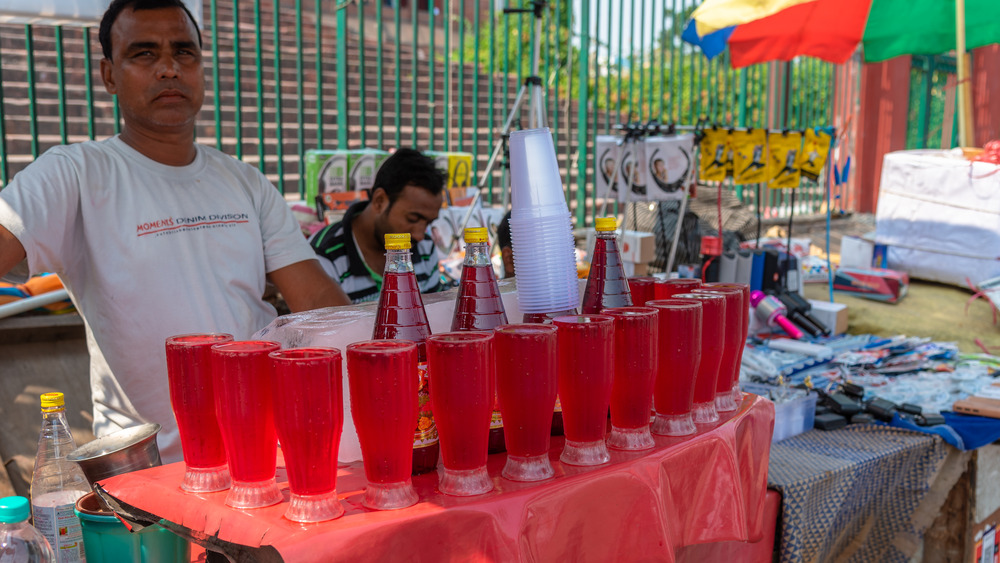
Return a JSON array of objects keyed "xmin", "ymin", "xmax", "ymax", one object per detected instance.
[{"xmin": 67, "ymin": 423, "xmax": 162, "ymax": 486}]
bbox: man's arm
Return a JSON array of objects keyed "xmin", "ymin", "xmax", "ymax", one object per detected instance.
[
  {"xmin": 0, "ymin": 224, "xmax": 27, "ymax": 280},
  {"xmin": 267, "ymin": 258, "xmax": 351, "ymax": 311}
]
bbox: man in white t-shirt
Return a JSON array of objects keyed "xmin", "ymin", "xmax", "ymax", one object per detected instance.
[{"xmin": 0, "ymin": 0, "xmax": 351, "ymax": 462}]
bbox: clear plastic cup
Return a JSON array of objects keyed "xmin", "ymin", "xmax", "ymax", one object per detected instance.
[
  {"xmin": 603, "ymin": 307, "xmax": 658, "ymax": 451},
  {"xmin": 553, "ymin": 315, "xmax": 615, "ymax": 466},
  {"xmin": 346, "ymin": 341, "xmax": 420, "ymax": 510},
  {"xmin": 646, "ymin": 300, "xmax": 702, "ymax": 436},
  {"xmin": 509, "ymin": 128, "xmax": 570, "ymax": 220},
  {"xmin": 165, "ymin": 333, "xmax": 234, "ymax": 493},
  {"xmin": 270, "ymin": 348, "xmax": 345, "ymax": 523},
  {"xmin": 427, "ymin": 332, "xmax": 495, "ymax": 496},
  {"xmin": 494, "ymin": 325, "xmax": 558, "ymax": 481},
  {"xmin": 211, "ymin": 341, "xmax": 283, "ymax": 509}
]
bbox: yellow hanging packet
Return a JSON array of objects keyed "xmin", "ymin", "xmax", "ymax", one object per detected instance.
[
  {"xmin": 767, "ymin": 130, "xmax": 803, "ymax": 189},
  {"xmin": 732, "ymin": 129, "xmax": 768, "ymax": 184},
  {"xmin": 798, "ymin": 128, "xmax": 832, "ymax": 182},
  {"xmin": 699, "ymin": 127, "xmax": 730, "ymax": 183}
]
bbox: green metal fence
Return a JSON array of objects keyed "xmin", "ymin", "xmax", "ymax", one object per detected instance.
[{"xmin": 0, "ymin": 0, "xmax": 837, "ymax": 227}]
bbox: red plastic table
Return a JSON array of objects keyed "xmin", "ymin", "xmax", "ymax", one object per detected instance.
[{"xmin": 99, "ymin": 394, "xmax": 774, "ymax": 563}]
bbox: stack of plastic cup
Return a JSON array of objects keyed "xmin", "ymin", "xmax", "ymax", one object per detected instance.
[{"xmin": 508, "ymin": 128, "xmax": 580, "ymax": 316}]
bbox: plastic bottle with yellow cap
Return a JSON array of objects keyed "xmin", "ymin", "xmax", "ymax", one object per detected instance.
[
  {"xmin": 451, "ymin": 227, "xmax": 509, "ymax": 453},
  {"xmin": 29, "ymin": 393, "xmax": 89, "ymax": 562},
  {"xmin": 581, "ymin": 217, "xmax": 633, "ymax": 313},
  {"xmin": 372, "ymin": 233, "xmax": 439, "ymax": 475}
]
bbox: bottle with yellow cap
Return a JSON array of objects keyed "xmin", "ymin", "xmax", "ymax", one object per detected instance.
[
  {"xmin": 372, "ymin": 233, "xmax": 439, "ymax": 475},
  {"xmin": 451, "ymin": 227, "xmax": 509, "ymax": 453},
  {"xmin": 29, "ymin": 393, "xmax": 88, "ymax": 562},
  {"xmin": 581, "ymin": 217, "xmax": 633, "ymax": 314}
]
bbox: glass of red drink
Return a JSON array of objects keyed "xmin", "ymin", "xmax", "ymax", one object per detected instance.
[
  {"xmin": 603, "ymin": 307, "xmax": 659, "ymax": 450},
  {"xmin": 346, "ymin": 340, "xmax": 420, "ymax": 510},
  {"xmin": 553, "ymin": 315, "xmax": 615, "ymax": 466},
  {"xmin": 270, "ymin": 348, "xmax": 345, "ymax": 522},
  {"xmin": 627, "ymin": 277, "xmax": 657, "ymax": 306},
  {"xmin": 705, "ymin": 283, "xmax": 751, "ymax": 407},
  {"xmin": 165, "ymin": 333, "xmax": 234, "ymax": 493},
  {"xmin": 654, "ymin": 278, "xmax": 701, "ymax": 300},
  {"xmin": 427, "ymin": 332, "xmax": 495, "ymax": 496},
  {"xmin": 646, "ymin": 300, "xmax": 702, "ymax": 436},
  {"xmin": 211, "ymin": 341, "xmax": 282, "ymax": 509},
  {"xmin": 494, "ymin": 324, "xmax": 558, "ymax": 481},
  {"xmin": 671, "ymin": 293, "xmax": 726, "ymax": 424},
  {"xmin": 692, "ymin": 287, "xmax": 746, "ymax": 413}
]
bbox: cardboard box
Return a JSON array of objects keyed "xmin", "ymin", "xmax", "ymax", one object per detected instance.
[
  {"xmin": 807, "ymin": 299, "xmax": 848, "ymax": 335},
  {"xmin": 306, "ymin": 149, "xmax": 389, "ymax": 211},
  {"xmin": 833, "ymin": 267, "xmax": 909, "ymax": 303},
  {"xmin": 305, "ymin": 150, "xmax": 348, "ymax": 203},
  {"xmin": 841, "ymin": 234, "xmax": 889, "ymax": 269},
  {"xmin": 347, "ymin": 149, "xmax": 390, "ymax": 193},
  {"xmin": 425, "ymin": 151, "xmax": 474, "ymax": 188},
  {"xmin": 619, "ymin": 230, "xmax": 656, "ymax": 264}
]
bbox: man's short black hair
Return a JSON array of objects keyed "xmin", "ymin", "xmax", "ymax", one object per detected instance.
[
  {"xmin": 373, "ymin": 148, "xmax": 446, "ymax": 204},
  {"xmin": 100, "ymin": 0, "xmax": 203, "ymax": 61},
  {"xmin": 496, "ymin": 210, "xmax": 512, "ymax": 250}
]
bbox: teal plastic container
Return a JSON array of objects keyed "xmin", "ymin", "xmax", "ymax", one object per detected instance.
[{"xmin": 74, "ymin": 492, "xmax": 189, "ymax": 563}]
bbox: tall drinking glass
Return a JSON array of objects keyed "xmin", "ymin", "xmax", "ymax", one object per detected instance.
[
  {"xmin": 654, "ymin": 278, "xmax": 700, "ymax": 300},
  {"xmin": 627, "ymin": 277, "xmax": 657, "ymax": 306},
  {"xmin": 553, "ymin": 315, "xmax": 615, "ymax": 466},
  {"xmin": 165, "ymin": 333, "xmax": 234, "ymax": 493},
  {"xmin": 346, "ymin": 340, "xmax": 420, "ymax": 510},
  {"xmin": 671, "ymin": 293, "xmax": 726, "ymax": 424},
  {"xmin": 692, "ymin": 287, "xmax": 745, "ymax": 413},
  {"xmin": 646, "ymin": 300, "xmax": 702, "ymax": 436},
  {"xmin": 211, "ymin": 341, "xmax": 282, "ymax": 509},
  {"xmin": 604, "ymin": 307, "xmax": 659, "ymax": 450},
  {"xmin": 705, "ymin": 283, "xmax": 751, "ymax": 406},
  {"xmin": 270, "ymin": 348, "xmax": 345, "ymax": 522},
  {"xmin": 427, "ymin": 332, "xmax": 495, "ymax": 496},
  {"xmin": 494, "ymin": 324, "xmax": 558, "ymax": 481}
]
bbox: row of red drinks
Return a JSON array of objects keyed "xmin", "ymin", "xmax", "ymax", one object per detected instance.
[{"xmin": 163, "ymin": 226, "xmax": 750, "ymax": 523}]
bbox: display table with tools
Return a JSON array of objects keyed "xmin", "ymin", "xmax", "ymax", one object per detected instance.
[{"xmin": 97, "ymin": 395, "xmax": 774, "ymax": 562}]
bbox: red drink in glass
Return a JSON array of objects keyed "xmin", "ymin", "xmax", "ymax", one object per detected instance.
[
  {"xmin": 604, "ymin": 307, "xmax": 658, "ymax": 450},
  {"xmin": 373, "ymin": 233, "xmax": 438, "ymax": 476},
  {"xmin": 553, "ymin": 314, "xmax": 615, "ymax": 466},
  {"xmin": 646, "ymin": 300, "xmax": 702, "ymax": 436},
  {"xmin": 427, "ymin": 332, "xmax": 495, "ymax": 496},
  {"xmin": 270, "ymin": 348, "xmax": 345, "ymax": 522},
  {"xmin": 165, "ymin": 333, "xmax": 233, "ymax": 493},
  {"xmin": 581, "ymin": 218, "xmax": 632, "ymax": 314},
  {"xmin": 346, "ymin": 340, "xmax": 420, "ymax": 510},
  {"xmin": 522, "ymin": 308, "xmax": 578, "ymax": 437},
  {"xmin": 705, "ymin": 283, "xmax": 751, "ymax": 406},
  {"xmin": 693, "ymin": 287, "xmax": 745, "ymax": 413},
  {"xmin": 494, "ymin": 324, "xmax": 558, "ymax": 481},
  {"xmin": 628, "ymin": 277, "xmax": 657, "ymax": 306},
  {"xmin": 671, "ymin": 293, "xmax": 726, "ymax": 424},
  {"xmin": 211, "ymin": 340, "xmax": 282, "ymax": 509},
  {"xmin": 654, "ymin": 278, "xmax": 700, "ymax": 300},
  {"xmin": 451, "ymin": 227, "xmax": 509, "ymax": 455}
]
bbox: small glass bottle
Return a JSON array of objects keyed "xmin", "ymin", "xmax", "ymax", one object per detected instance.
[
  {"xmin": 581, "ymin": 216, "xmax": 633, "ymax": 314},
  {"xmin": 451, "ymin": 227, "xmax": 508, "ymax": 454},
  {"xmin": 0, "ymin": 496, "xmax": 56, "ymax": 563},
  {"xmin": 372, "ymin": 233, "xmax": 439, "ymax": 475},
  {"xmin": 29, "ymin": 393, "xmax": 88, "ymax": 563}
]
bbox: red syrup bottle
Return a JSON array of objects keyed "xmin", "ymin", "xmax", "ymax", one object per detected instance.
[
  {"xmin": 372, "ymin": 233, "xmax": 439, "ymax": 475},
  {"xmin": 451, "ymin": 227, "xmax": 509, "ymax": 454},
  {"xmin": 581, "ymin": 216, "xmax": 633, "ymax": 314}
]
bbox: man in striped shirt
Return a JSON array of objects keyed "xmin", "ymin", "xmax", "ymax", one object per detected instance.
[{"xmin": 309, "ymin": 148, "xmax": 446, "ymax": 303}]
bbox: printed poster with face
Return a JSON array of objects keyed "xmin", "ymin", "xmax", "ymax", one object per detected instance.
[
  {"xmin": 595, "ymin": 135, "xmax": 619, "ymax": 201},
  {"xmin": 699, "ymin": 127, "xmax": 731, "ymax": 183},
  {"xmin": 617, "ymin": 140, "xmax": 648, "ymax": 202},
  {"xmin": 797, "ymin": 128, "xmax": 833, "ymax": 182},
  {"xmin": 644, "ymin": 134, "xmax": 695, "ymax": 201}
]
